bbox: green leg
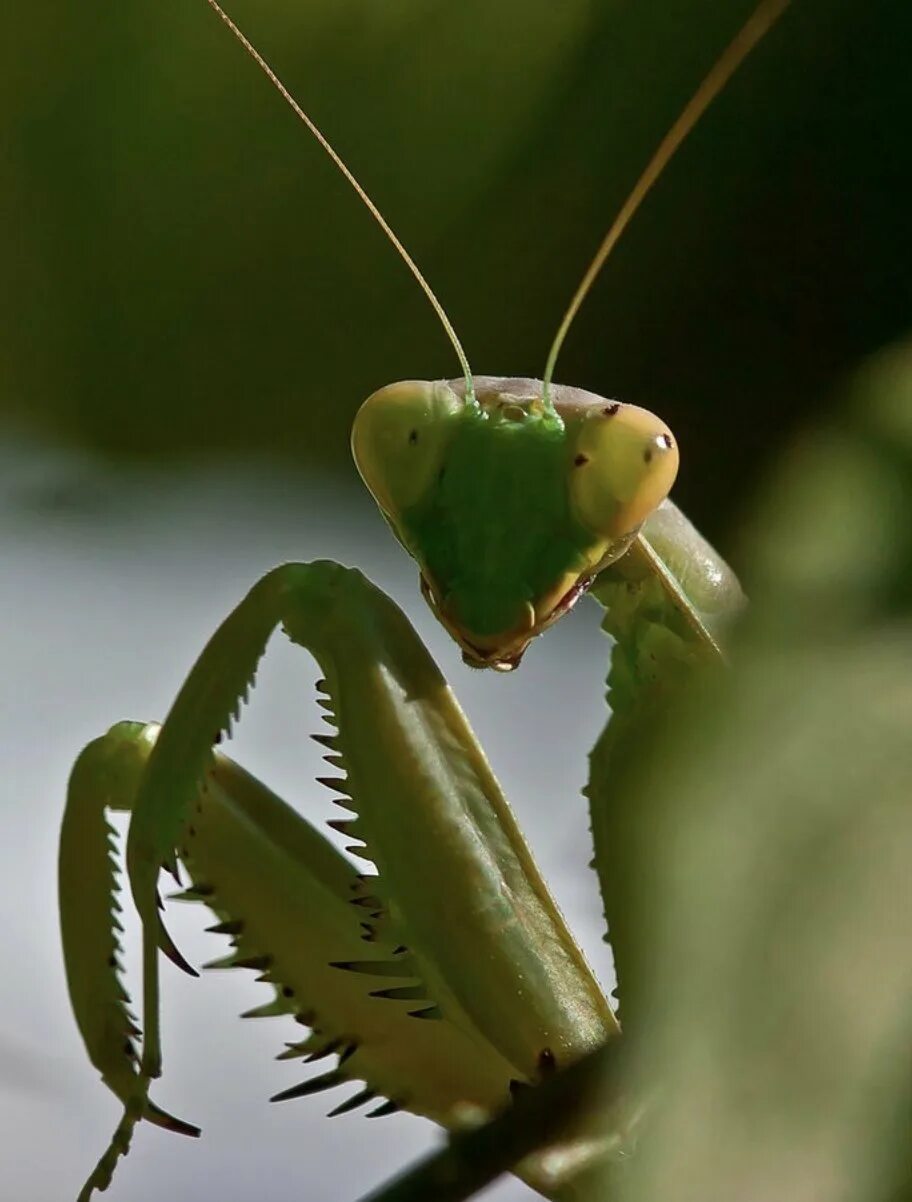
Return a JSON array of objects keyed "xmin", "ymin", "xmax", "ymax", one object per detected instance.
[
  {"xmin": 63, "ymin": 724, "xmax": 505, "ymax": 1196},
  {"xmin": 64, "ymin": 562, "xmax": 617, "ymax": 1198},
  {"xmin": 61, "ymin": 723, "xmax": 197, "ymax": 1200},
  {"xmin": 61, "ymin": 720, "xmax": 521, "ymax": 1198},
  {"xmin": 127, "ymin": 562, "xmax": 614, "ymax": 1083},
  {"xmin": 587, "ymin": 508, "xmax": 742, "ymax": 1019}
]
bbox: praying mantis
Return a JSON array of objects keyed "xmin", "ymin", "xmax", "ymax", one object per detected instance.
[{"xmin": 58, "ymin": 1, "xmax": 791, "ymax": 1198}]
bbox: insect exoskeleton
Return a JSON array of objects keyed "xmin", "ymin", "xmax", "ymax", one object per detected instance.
[{"xmin": 352, "ymin": 376, "xmax": 678, "ymax": 670}]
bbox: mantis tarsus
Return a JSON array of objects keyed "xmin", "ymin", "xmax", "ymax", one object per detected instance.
[{"xmin": 59, "ymin": 1, "xmax": 789, "ymax": 1198}]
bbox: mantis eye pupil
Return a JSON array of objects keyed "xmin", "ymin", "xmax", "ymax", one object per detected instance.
[
  {"xmin": 574, "ymin": 453, "xmax": 589, "ymax": 467},
  {"xmin": 408, "ymin": 430, "xmax": 418, "ymax": 444},
  {"xmin": 644, "ymin": 432, "xmax": 676, "ymax": 463}
]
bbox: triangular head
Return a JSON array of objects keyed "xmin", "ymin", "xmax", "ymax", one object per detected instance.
[{"xmin": 352, "ymin": 376, "xmax": 678, "ymax": 670}]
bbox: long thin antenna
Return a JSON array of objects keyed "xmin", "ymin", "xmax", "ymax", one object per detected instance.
[
  {"xmin": 202, "ymin": 0, "xmax": 475, "ymax": 399},
  {"xmin": 542, "ymin": 0, "xmax": 792, "ymax": 397}
]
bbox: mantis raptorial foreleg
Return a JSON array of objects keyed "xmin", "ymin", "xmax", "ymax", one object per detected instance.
[
  {"xmin": 586, "ymin": 502, "xmax": 744, "ymax": 1015},
  {"xmin": 62, "ymin": 561, "xmax": 617, "ymax": 1199}
]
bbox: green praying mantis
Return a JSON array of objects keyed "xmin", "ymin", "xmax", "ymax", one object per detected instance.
[{"xmin": 58, "ymin": 1, "xmax": 791, "ymax": 1198}]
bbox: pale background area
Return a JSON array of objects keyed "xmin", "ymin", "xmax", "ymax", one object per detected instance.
[{"xmin": 0, "ymin": 437, "xmax": 614, "ymax": 1201}]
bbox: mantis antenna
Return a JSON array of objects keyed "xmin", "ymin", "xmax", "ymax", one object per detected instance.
[
  {"xmin": 201, "ymin": 0, "xmax": 476, "ymax": 402},
  {"xmin": 542, "ymin": 0, "xmax": 793, "ymax": 401}
]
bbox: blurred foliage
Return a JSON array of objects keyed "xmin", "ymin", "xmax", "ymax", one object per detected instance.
[
  {"xmin": 605, "ymin": 345, "xmax": 912, "ymax": 1202},
  {"xmin": 3, "ymin": 0, "xmax": 911, "ymax": 545},
  {"xmin": 361, "ymin": 342, "xmax": 912, "ymax": 1201}
]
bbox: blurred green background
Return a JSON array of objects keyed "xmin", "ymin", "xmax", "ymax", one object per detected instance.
[{"xmin": 4, "ymin": 0, "xmax": 911, "ymax": 540}]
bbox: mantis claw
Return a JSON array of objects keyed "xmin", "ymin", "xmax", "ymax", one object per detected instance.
[
  {"xmin": 326, "ymin": 1087, "xmax": 377, "ymax": 1117},
  {"xmin": 156, "ymin": 915, "xmax": 198, "ymax": 977},
  {"xmin": 270, "ymin": 1069, "xmax": 346, "ymax": 1103},
  {"xmin": 144, "ymin": 1100, "xmax": 201, "ymax": 1138}
]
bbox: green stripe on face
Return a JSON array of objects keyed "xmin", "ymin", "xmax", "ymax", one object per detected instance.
[{"xmin": 402, "ymin": 405, "xmax": 596, "ymax": 640}]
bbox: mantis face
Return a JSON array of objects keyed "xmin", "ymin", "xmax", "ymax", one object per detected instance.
[{"xmin": 352, "ymin": 375, "xmax": 679, "ymax": 669}]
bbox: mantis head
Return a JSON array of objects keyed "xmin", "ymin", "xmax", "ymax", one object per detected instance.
[{"xmin": 352, "ymin": 376, "xmax": 678, "ymax": 669}]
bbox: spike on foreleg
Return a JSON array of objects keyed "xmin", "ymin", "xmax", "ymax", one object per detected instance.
[
  {"xmin": 169, "ymin": 882, "xmax": 215, "ymax": 901},
  {"xmin": 277, "ymin": 1040, "xmax": 359, "ymax": 1076},
  {"xmin": 408, "ymin": 1006, "xmax": 442, "ymax": 1020},
  {"xmin": 316, "ymin": 776, "xmax": 350, "ymax": 795},
  {"xmin": 368, "ymin": 985, "xmax": 427, "ymax": 1001},
  {"xmin": 229, "ymin": 680, "xmax": 254, "ymax": 725},
  {"xmin": 275, "ymin": 1039, "xmax": 318, "ymax": 1062},
  {"xmin": 270, "ymin": 1069, "xmax": 345, "ymax": 1103},
  {"xmin": 235, "ymin": 954, "xmax": 273, "ymax": 972},
  {"xmin": 145, "ymin": 1100, "xmax": 201, "ymax": 1138},
  {"xmin": 161, "ymin": 855, "xmax": 182, "ymax": 885},
  {"xmin": 330, "ymin": 958, "xmax": 418, "ymax": 977},
  {"xmin": 240, "ymin": 997, "xmax": 289, "ymax": 1020},
  {"xmin": 304, "ymin": 1038, "xmax": 343, "ymax": 1063},
  {"xmin": 157, "ymin": 917, "xmax": 198, "ymax": 978},
  {"xmin": 327, "ymin": 1087, "xmax": 376, "ymax": 1117},
  {"xmin": 206, "ymin": 919, "xmax": 244, "ymax": 936},
  {"xmin": 202, "ymin": 953, "xmax": 240, "ymax": 970}
]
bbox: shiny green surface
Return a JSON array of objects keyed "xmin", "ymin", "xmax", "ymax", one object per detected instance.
[{"xmin": 402, "ymin": 405, "xmax": 590, "ymax": 639}]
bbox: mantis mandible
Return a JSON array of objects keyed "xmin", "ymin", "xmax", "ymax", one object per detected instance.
[{"xmin": 59, "ymin": 1, "xmax": 789, "ymax": 1197}]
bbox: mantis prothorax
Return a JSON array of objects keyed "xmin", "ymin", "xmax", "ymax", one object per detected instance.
[{"xmin": 59, "ymin": 2, "xmax": 790, "ymax": 1198}]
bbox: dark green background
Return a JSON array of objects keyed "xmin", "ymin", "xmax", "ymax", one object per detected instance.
[{"xmin": 4, "ymin": 0, "xmax": 910, "ymax": 543}]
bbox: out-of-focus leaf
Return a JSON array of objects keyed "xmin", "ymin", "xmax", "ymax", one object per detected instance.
[{"xmin": 595, "ymin": 342, "xmax": 912, "ymax": 1202}]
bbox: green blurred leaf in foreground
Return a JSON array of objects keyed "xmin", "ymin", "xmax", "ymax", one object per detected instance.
[{"xmin": 605, "ymin": 341, "xmax": 912, "ymax": 1202}]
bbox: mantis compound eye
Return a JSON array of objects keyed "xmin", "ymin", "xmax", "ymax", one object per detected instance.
[
  {"xmin": 351, "ymin": 380, "xmax": 461, "ymax": 517},
  {"xmin": 568, "ymin": 401, "xmax": 679, "ymax": 539}
]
